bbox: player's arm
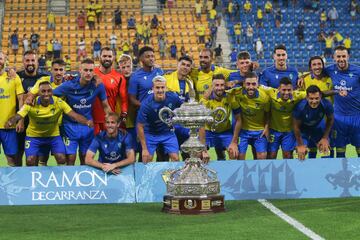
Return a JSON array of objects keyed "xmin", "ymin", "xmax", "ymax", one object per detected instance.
[
  {"xmin": 129, "ymin": 94, "xmax": 141, "ymax": 108},
  {"xmin": 5, "ymin": 114, "xmax": 24, "ymax": 129},
  {"xmin": 101, "ymin": 99, "xmax": 113, "ymax": 115},
  {"xmin": 118, "ymin": 75, "xmax": 128, "ymax": 115},
  {"xmin": 85, "ymin": 149, "xmax": 104, "ymax": 169},
  {"xmin": 198, "ymin": 127, "xmax": 210, "ymax": 163},
  {"xmin": 228, "ymin": 111, "xmax": 241, "ymax": 159},
  {"xmin": 137, "ymin": 122, "xmax": 151, "ymax": 163},
  {"xmin": 102, "ymin": 149, "xmax": 135, "ymax": 175},
  {"xmin": 16, "ymin": 92, "xmax": 25, "ymax": 133},
  {"xmin": 66, "ymin": 110, "xmax": 94, "ymax": 128},
  {"xmin": 293, "ymin": 118, "xmax": 307, "ymax": 161}
]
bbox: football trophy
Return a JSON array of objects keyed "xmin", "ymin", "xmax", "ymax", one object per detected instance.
[{"xmin": 159, "ymin": 80, "xmax": 226, "ymax": 214}]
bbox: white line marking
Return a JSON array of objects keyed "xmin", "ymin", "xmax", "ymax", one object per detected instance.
[{"xmin": 258, "ymin": 199, "xmax": 325, "ymax": 240}]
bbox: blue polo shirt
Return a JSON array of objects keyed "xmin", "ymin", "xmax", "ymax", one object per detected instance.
[
  {"xmin": 137, "ymin": 92, "xmax": 183, "ymax": 134},
  {"xmin": 53, "ymin": 77, "xmax": 107, "ymax": 123}
]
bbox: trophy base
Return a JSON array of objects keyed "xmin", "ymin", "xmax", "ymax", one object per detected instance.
[{"xmin": 162, "ymin": 195, "xmax": 225, "ymax": 215}]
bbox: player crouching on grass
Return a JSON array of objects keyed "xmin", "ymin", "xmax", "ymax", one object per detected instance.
[
  {"xmin": 292, "ymin": 85, "xmax": 334, "ymax": 160},
  {"xmin": 85, "ymin": 113, "xmax": 135, "ymax": 174},
  {"xmin": 199, "ymin": 74, "xmax": 242, "ymax": 160},
  {"xmin": 5, "ymin": 81, "xmax": 92, "ymax": 166}
]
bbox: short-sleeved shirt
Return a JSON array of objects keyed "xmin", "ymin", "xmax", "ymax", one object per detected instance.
[
  {"xmin": 200, "ymin": 92, "xmax": 241, "ymax": 132},
  {"xmin": 128, "ymin": 67, "xmax": 163, "ymax": 102},
  {"xmin": 228, "ymin": 71, "xmax": 246, "ymax": 88},
  {"xmin": 88, "ymin": 131, "xmax": 133, "ymax": 163},
  {"xmin": 262, "ymin": 86, "xmax": 306, "ymax": 132},
  {"xmin": 303, "ymin": 73, "xmax": 333, "ymax": 102},
  {"xmin": 259, "ymin": 65, "xmax": 299, "ymax": 88},
  {"xmin": 0, "ymin": 72, "xmax": 24, "ymax": 128},
  {"xmin": 231, "ymin": 87, "xmax": 270, "ymax": 131},
  {"xmin": 137, "ymin": 92, "xmax": 183, "ymax": 135},
  {"xmin": 192, "ymin": 65, "xmax": 235, "ymax": 99},
  {"xmin": 17, "ymin": 96, "xmax": 72, "ymax": 137},
  {"xmin": 53, "ymin": 77, "xmax": 107, "ymax": 123},
  {"xmin": 17, "ymin": 70, "xmax": 49, "ymax": 94},
  {"xmin": 293, "ymin": 99, "xmax": 334, "ymax": 129},
  {"xmin": 325, "ymin": 64, "xmax": 360, "ymax": 116}
]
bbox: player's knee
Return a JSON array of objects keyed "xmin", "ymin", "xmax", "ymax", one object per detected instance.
[
  {"xmin": 66, "ymin": 155, "xmax": 76, "ymax": 165},
  {"xmin": 26, "ymin": 156, "xmax": 37, "ymax": 166},
  {"xmin": 282, "ymin": 151, "xmax": 293, "ymax": 159},
  {"xmin": 256, "ymin": 152, "xmax": 267, "ymax": 160},
  {"xmin": 169, "ymin": 153, "xmax": 179, "ymax": 161},
  {"xmin": 268, "ymin": 151, "xmax": 277, "ymax": 159},
  {"xmin": 55, "ymin": 154, "xmax": 66, "ymax": 165}
]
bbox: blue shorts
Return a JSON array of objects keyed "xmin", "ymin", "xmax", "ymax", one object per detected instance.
[
  {"xmin": 145, "ymin": 132, "xmax": 179, "ymax": 156},
  {"xmin": 239, "ymin": 130, "xmax": 267, "ymax": 154},
  {"xmin": 62, "ymin": 123, "xmax": 94, "ymax": 155},
  {"xmin": 0, "ymin": 129, "xmax": 18, "ymax": 155},
  {"xmin": 24, "ymin": 136, "xmax": 65, "ymax": 157},
  {"xmin": 300, "ymin": 124, "xmax": 325, "ymax": 148},
  {"xmin": 332, "ymin": 114, "xmax": 360, "ymax": 148},
  {"xmin": 206, "ymin": 130, "xmax": 232, "ymax": 150},
  {"xmin": 268, "ymin": 129, "xmax": 296, "ymax": 152},
  {"xmin": 174, "ymin": 125, "xmax": 190, "ymax": 146}
]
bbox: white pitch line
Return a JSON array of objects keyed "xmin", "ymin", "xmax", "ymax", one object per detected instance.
[{"xmin": 258, "ymin": 199, "xmax": 325, "ymax": 240}]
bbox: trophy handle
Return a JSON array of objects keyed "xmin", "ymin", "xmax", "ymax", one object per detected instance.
[{"xmin": 158, "ymin": 107, "xmax": 175, "ymax": 127}]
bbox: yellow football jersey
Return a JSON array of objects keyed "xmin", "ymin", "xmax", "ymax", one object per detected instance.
[
  {"xmin": 18, "ymin": 96, "xmax": 72, "ymax": 137},
  {"xmin": 200, "ymin": 93, "xmax": 240, "ymax": 133},
  {"xmin": 191, "ymin": 66, "xmax": 235, "ymax": 100},
  {"xmin": 303, "ymin": 74, "xmax": 333, "ymax": 102},
  {"xmin": 230, "ymin": 87, "xmax": 270, "ymax": 131},
  {"xmin": 0, "ymin": 72, "xmax": 24, "ymax": 128},
  {"xmin": 262, "ymin": 87, "xmax": 306, "ymax": 132}
]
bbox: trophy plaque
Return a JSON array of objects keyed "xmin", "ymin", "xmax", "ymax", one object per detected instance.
[{"xmin": 159, "ymin": 80, "xmax": 226, "ymax": 214}]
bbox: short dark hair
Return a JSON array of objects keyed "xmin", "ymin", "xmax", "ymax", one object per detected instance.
[
  {"xmin": 237, "ymin": 51, "xmax": 251, "ymax": 60},
  {"xmin": 273, "ymin": 44, "xmax": 287, "ymax": 53},
  {"xmin": 100, "ymin": 46, "xmax": 115, "ymax": 56},
  {"xmin": 308, "ymin": 56, "xmax": 324, "ymax": 70},
  {"xmin": 178, "ymin": 55, "xmax": 193, "ymax": 64},
  {"xmin": 279, "ymin": 77, "xmax": 292, "ymax": 86},
  {"xmin": 200, "ymin": 48, "xmax": 213, "ymax": 58},
  {"xmin": 138, "ymin": 46, "xmax": 154, "ymax": 57},
  {"xmin": 23, "ymin": 50, "xmax": 37, "ymax": 57},
  {"xmin": 81, "ymin": 58, "xmax": 94, "ymax": 64},
  {"xmin": 212, "ymin": 74, "xmax": 225, "ymax": 81},
  {"xmin": 52, "ymin": 58, "xmax": 66, "ymax": 66},
  {"xmin": 334, "ymin": 45, "xmax": 349, "ymax": 54},
  {"xmin": 306, "ymin": 85, "xmax": 322, "ymax": 95},
  {"xmin": 38, "ymin": 81, "xmax": 51, "ymax": 88},
  {"xmin": 244, "ymin": 71, "xmax": 258, "ymax": 80}
]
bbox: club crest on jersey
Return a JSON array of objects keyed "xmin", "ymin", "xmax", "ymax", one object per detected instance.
[
  {"xmin": 104, "ymin": 144, "xmax": 108, "ymax": 148},
  {"xmin": 168, "ymin": 103, "xmax": 173, "ymax": 108},
  {"xmin": 0, "ymin": 88, "xmax": 4, "ymax": 94},
  {"xmin": 118, "ymin": 143, "xmax": 122, "ymax": 148},
  {"xmin": 289, "ymin": 74, "xmax": 293, "ymax": 79},
  {"xmin": 349, "ymin": 73, "xmax": 354, "ymax": 78},
  {"xmin": 80, "ymin": 98, "xmax": 87, "ymax": 104},
  {"xmin": 51, "ymin": 108, "xmax": 55, "ymax": 115},
  {"xmin": 204, "ymin": 84, "xmax": 209, "ymax": 90},
  {"xmin": 255, "ymin": 103, "xmax": 260, "ymax": 108},
  {"xmin": 144, "ymin": 76, "xmax": 147, "ymax": 80},
  {"xmin": 110, "ymin": 78, "xmax": 115, "ymax": 84},
  {"xmin": 275, "ymin": 75, "xmax": 279, "ymax": 79}
]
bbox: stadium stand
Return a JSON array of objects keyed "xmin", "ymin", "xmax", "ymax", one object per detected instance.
[
  {"xmin": 223, "ymin": 0, "xmax": 359, "ymax": 70},
  {"xmin": 1, "ymin": 0, "xmax": 210, "ymax": 70}
]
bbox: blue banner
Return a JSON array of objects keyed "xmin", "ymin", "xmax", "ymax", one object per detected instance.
[
  {"xmin": 0, "ymin": 158, "xmax": 359, "ymax": 205},
  {"xmin": 134, "ymin": 158, "xmax": 360, "ymax": 202},
  {"xmin": 0, "ymin": 166, "xmax": 135, "ymax": 205}
]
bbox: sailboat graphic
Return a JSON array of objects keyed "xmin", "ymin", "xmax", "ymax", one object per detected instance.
[{"xmin": 222, "ymin": 161, "xmax": 305, "ymax": 200}]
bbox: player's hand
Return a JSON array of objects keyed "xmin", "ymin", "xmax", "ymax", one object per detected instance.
[
  {"xmin": 226, "ymin": 81, "xmax": 237, "ymax": 89},
  {"xmin": 295, "ymin": 145, "xmax": 308, "ymax": 161},
  {"xmin": 200, "ymin": 150, "xmax": 210, "ymax": 164},
  {"xmin": 142, "ymin": 149, "xmax": 152, "ymax": 164},
  {"xmin": 5, "ymin": 119, "xmax": 15, "ymax": 129},
  {"xmin": 86, "ymin": 120, "xmax": 94, "ymax": 128},
  {"xmin": 317, "ymin": 137, "xmax": 330, "ymax": 155},
  {"xmin": 24, "ymin": 93, "xmax": 36, "ymax": 106},
  {"xmin": 297, "ymin": 77, "xmax": 305, "ymax": 89},
  {"xmin": 120, "ymin": 112, "xmax": 127, "ymax": 130},
  {"xmin": 111, "ymin": 168, "xmax": 121, "ymax": 175},
  {"xmin": 63, "ymin": 74, "xmax": 75, "ymax": 81},
  {"xmin": 6, "ymin": 67, "xmax": 17, "ymax": 80},
  {"xmin": 16, "ymin": 119, "xmax": 24, "ymax": 133},
  {"xmin": 260, "ymin": 127, "xmax": 269, "ymax": 141},
  {"xmin": 228, "ymin": 142, "xmax": 239, "ymax": 159},
  {"xmin": 339, "ymin": 90, "xmax": 348, "ymax": 97},
  {"xmin": 251, "ymin": 61, "xmax": 259, "ymax": 71}
]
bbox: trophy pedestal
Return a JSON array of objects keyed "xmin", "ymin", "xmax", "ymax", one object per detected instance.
[{"xmin": 162, "ymin": 195, "xmax": 225, "ymax": 215}]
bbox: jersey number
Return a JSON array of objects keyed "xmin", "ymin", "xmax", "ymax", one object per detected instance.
[{"xmin": 25, "ymin": 140, "xmax": 30, "ymax": 149}]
